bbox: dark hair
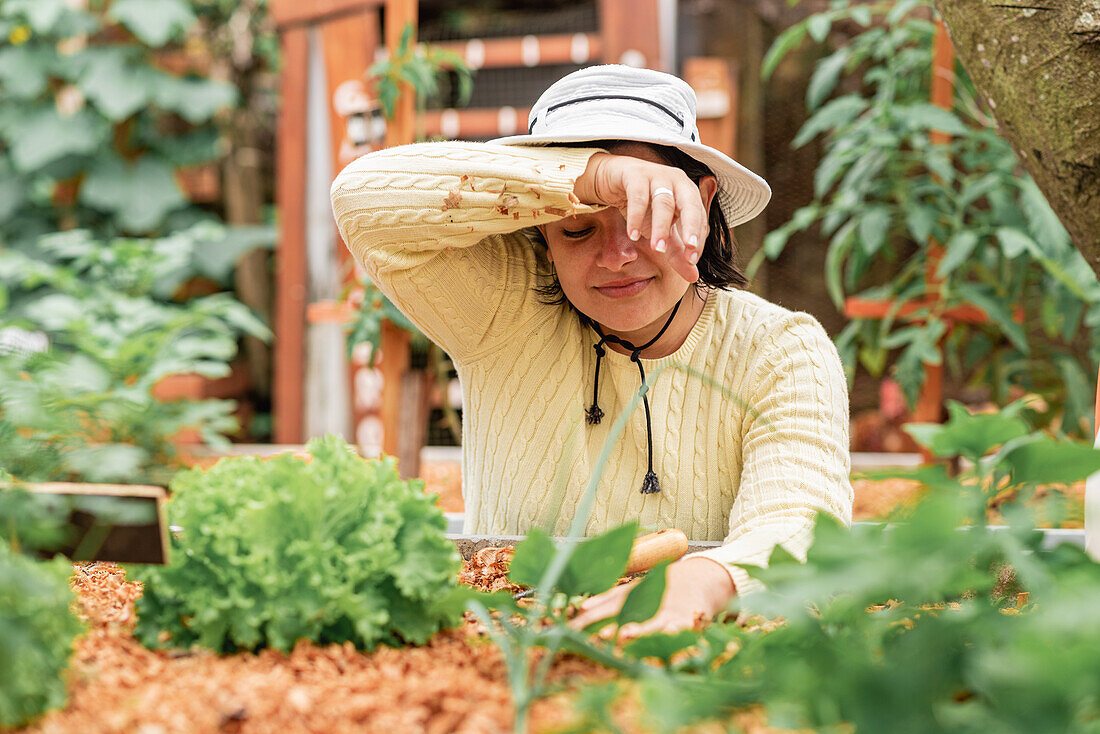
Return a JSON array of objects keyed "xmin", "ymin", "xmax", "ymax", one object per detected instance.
[{"xmin": 531, "ymin": 140, "xmax": 748, "ymax": 307}]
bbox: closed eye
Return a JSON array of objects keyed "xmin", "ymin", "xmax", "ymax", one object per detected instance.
[{"xmin": 561, "ymin": 227, "xmax": 594, "ymax": 239}]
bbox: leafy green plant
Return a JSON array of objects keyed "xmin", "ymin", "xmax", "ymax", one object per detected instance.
[
  {"xmin": 0, "ymin": 535, "xmax": 85, "ymax": 728},
  {"xmin": 684, "ymin": 403, "xmax": 1100, "ymax": 733},
  {"xmin": 346, "ymin": 282, "xmax": 463, "ymax": 444},
  {"xmin": 369, "ymin": 23, "xmax": 473, "ymax": 119},
  {"xmin": 478, "ymin": 397, "xmax": 1100, "ymax": 732},
  {"xmin": 130, "ymin": 435, "xmax": 468, "ymax": 653},
  {"xmin": 0, "ymin": 484, "xmax": 71, "ymax": 555},
  {"xmin": 0, "ymin": 226, "xmax": 270, "ymax": 485},
  {"xmin": 345, "ymin": 280, "xmax": 426, "ymax": 359},
  {"xmin": 755, "ymin": 0, "xmax": 1100, "ymax": 435},
  {"xmin": 0, "ymin": 0, "xmax": 279, "ymax": 475}
]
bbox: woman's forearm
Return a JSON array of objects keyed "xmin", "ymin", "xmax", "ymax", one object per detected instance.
[{"xmin": 332, "ymin": 141, "xmax": 603, "ymax": 257}]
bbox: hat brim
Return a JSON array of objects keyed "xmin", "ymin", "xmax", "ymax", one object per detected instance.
[{"xmin": 490, "ymin": 127, "xmax": 771, "ymax": 228}]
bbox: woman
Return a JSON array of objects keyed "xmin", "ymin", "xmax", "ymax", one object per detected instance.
[{"xmin": 331, "ymin": 64, "xmax": 852, "ymax": 636}]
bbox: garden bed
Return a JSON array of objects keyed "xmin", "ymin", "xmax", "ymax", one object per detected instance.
[
  {"xmin": 18, "ymin": 564, "xmax": 781, "ymax": 734},
  {"xmin": 188, "ymin": 447, "xmax": 1086, "ymax": 528}
]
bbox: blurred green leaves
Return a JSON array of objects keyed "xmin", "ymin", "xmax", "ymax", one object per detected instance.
[
  {"xmin": 108, "ymin": 0, "xmax": 196, "ymax": 47},
  {"xmin": 513, "ymin": 404, "xmax": 1100, "ymax": 734},
  {"xmin": 756, "ymin": 0, "xmax": 1100, "ymax": 433},
  {"xmin": 0, "ymin": 226, "xmax": 270, "ymax": 485},
  {"xmin": 0, "ymin": 0, "xmax": 238, "ymax": 237},
  {"xmin": 4, "ymin": 108, "xmax": 109, "ymax": 172},
  {"xmin": 0, "ymin": 544, "xmax": 84, "ymax": 728},
  {"xmin": 80, "ymin": 155, "xmax": 188, "ymax": 233},
  {"xmin": 510, "ymin": 522, "xmax": 637, "ymax": 598}
]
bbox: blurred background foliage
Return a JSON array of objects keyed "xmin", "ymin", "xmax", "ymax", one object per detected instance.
[
  {"xmin": 0, "ymin": 0, "xmax": 279, "ymax": 483},
  {"xmin": 756, "ymin": 0, "xmax": 1100, "ymax": 438}
]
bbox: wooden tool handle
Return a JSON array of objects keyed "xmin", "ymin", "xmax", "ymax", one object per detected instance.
[{"xmin": 624, "ymin": 529, "xmax": 689, "ymax": 575}]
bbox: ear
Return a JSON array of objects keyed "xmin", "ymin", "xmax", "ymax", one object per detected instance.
[{"xmin": 698, "ymin": 175, "xmax": 718, "ymax": 211}]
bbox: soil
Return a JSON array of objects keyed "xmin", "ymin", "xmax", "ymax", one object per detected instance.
[{"xmin": 19, "ymin": 564, "xmax": 785, "ymax": 734}]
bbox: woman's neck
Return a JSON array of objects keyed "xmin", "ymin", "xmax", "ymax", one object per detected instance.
[{"xmin": 602, "ymin": 287, "xmax": 708, "ymax": 359}]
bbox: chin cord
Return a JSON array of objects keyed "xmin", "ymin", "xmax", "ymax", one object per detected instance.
[{"xmin": 584, "ymin": 297, "xmax": 683, "ymax": 494}]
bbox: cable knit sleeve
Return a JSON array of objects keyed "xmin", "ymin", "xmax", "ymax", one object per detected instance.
[
  {"xmin": 330, "ymin": 141, "xmax": 603, "ymax": 363},
  {"xmin": 692, "ymin": 313, "xmax": 853, "ymax": 595}
]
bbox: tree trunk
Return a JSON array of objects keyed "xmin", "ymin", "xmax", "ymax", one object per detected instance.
[{"xmin": 934, "ymin": 0, "xmax": 1100, "ymax": 271}]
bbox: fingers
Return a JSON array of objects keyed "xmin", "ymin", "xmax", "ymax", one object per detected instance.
[
  {"xmin": 649, "ymin": 186, "xmax": 677, "ymax": 254},
  {"xmin": 568, "ymin": 584, "xmax": 631, "ymax": 631},
  {"xmin": 624, "ymin": 178, "xmax": 650, "ymax": 243},
  {"xmin": 675, "ymin": 179, "xmax": 707, "ymax": 262},
  {"xmin": 599, "ymin": 613, "xmax": 697, "ymax": 643},
  {"xmin": 644, "ymin": 180, "xmax": 706, "ymax": 283},
  {"xmin": 665, "ymin": 224, "xmax": 700, "ymax": 284},
  {"xmin": 590, "ymin": 153, "xmax": 709, "ymax": 282},
  {"xmin": 571, "ymin": 586, "xmax": 701, "ymax": 643}
]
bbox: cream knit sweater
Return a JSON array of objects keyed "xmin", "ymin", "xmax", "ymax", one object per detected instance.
[{"xmin": 331, "ymin": 141, "xmax": 853, "ymax": 594}]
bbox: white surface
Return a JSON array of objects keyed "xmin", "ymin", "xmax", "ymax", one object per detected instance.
[
  {"xmin": 849, "ymin": 452, "xmax": 924, "ymax": 471},
  {"xmin": 1086, "ymin": 430, "xmax": 1100, "ymax": 560}
]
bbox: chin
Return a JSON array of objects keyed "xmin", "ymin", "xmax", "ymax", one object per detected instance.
[{"xmin": 580, "ymin": 303, "xmax": 658, "ymax": 333}]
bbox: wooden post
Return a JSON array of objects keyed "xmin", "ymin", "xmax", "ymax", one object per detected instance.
[
  {"xmin": 322, "ymin": 11, "xmax": 380, "ymax": 276},
  {"xmin": 374, "ymin": 0, "xmax": 418, "ymax": 473},
  {"xmin": 597, "ymin": 0, "xmax": 662, "ymax": 69},
  {"xmin": 912, "ymin": 21, "xmax": 956, "ymax": 426},
  {"xmin": 321, "ymin": 10, "xmax": 381, "ymax": 447},
  {"xmin": 379, "ymin": 319, "xmax": 410, "ymax": 457},
  {"xmin": 383, "ymin": 0, "xmax": 417, "ymax": 147},
  {"xmin": 272, "ymin": 27, "xmax": 310, "ymax": 444},
  {"xmin": 271, "ymin": 0, "xmax": 387, "ymax": 446},
  {"xmin": 683, "ymin": 58, "xmax": 739, "ymax": 158}
]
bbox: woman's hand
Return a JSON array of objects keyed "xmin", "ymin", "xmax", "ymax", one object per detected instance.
[
  {"xmin": 568, "ymin": 556, "xmax": 737, "ymax": 641},
  {"xmin": 574, "ymin": 152, "xmax": 711, "ymax": 284}
]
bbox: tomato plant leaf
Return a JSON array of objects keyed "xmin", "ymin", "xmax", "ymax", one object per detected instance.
[
  {"xmin": 904, "ymin": 400, "xmax": 1030, "ymax": 461},
  {"xmin": 622, "ymin": 628, "xmax": 699, "ymax": 663},
  {"xmin": 559, "ymin": 522, "xmax": 638, "ymax": 597},
  {"xmin": 615, "ymin": 560, "xmax": 671, "ymax": 628},
  {"xmin": 996, "ymin": 435, "xmax": 1100, "ymax": 487},
  {"xmin": 508, "ymin": 527, "xmax": 555, "ymax": 588}
]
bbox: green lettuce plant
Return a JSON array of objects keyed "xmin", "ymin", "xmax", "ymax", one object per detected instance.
[
  {"xmin": 0, "ymin": 546, "xmax": 83, "ymax": 728},
  {"xmin": 131, "ymin": 435, "xmax": 467, "ymax": 653}
]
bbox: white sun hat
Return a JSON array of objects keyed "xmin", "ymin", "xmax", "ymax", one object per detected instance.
[{"xmin": 490, "ymin": 64, "xmax": 771, "ymax": 228}]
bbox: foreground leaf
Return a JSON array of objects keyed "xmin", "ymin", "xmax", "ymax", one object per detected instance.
[{"xmin": 616, "ymin": 560, "xmax": 670, "ymax": 628}]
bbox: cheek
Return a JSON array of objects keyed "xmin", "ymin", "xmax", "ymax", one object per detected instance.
[{"xmin": 553, "ymin": 261, "xmax": 586, "ymax": 295}]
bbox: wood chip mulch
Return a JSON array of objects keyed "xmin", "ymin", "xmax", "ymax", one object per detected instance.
[
  {"xmin": 16, "ymin": 563, "xmax": 786, "ymax": 734},
  {"xmin": 851, "ymin": 477, "xmax": 926, "ymax": 520},
  {"xmin": 458, "ymin": 547, "xmax": 524, "ymax": 595},
  {"xmin": 851, "ymin": 476, "xmax": 1086, "ymax": 527}
]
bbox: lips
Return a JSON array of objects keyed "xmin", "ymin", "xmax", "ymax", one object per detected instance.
[{"xmin": 594, "ymin": 277, "xmax": 653, "ymax": 298}]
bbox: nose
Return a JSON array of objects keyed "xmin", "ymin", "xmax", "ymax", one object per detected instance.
[{"xmin": 594, "ymin": 219, "xmax": 639, "ymax": 271}]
